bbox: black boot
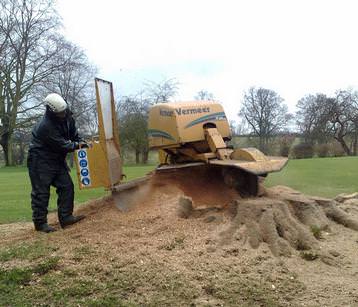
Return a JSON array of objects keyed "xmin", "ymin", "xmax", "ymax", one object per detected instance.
[
  {"xmin": 35, "ymin": 223, "xmax": 56, "ymax": 233},
  {"xmin": 60, "ymin": 215, "xmax": 85, "ymax": 229}
]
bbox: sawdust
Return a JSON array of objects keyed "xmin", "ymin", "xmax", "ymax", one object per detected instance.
[
  {"xmin": 2, "ymin": 172, "xmax": 358, "ymax": 306},
  {"xmin": 152, "ymin": 166, "xmax": 241, "ymax": 209}
]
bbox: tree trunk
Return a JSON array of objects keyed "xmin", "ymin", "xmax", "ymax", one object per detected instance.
[
  {"xmin": 335, "ymin": 136, "xmax": 352, "ymax": 156},
  {"xmin": 135, "ymin": 150, "xmax": 140, "ymax": 164},
  {"xmin": 354, "ymin": 125, "xmax": 358, "ymax": 156},
  {"xmin": 259, "ymin": 136, "xmax": 264, "ymax": 153},
  {"xmin": 0, "ymin": 142, "xmax": 8, "ymax": 166},
  {"xmin": 7, "ymin": 138, "xmax": 14, "ymax": 166},
  {"xmin": 3, "ymin": 142, "xmax": 14, "ymax": 166},
  {"xmin": 264, "ymin": 136, "xmax": 270, "ymax": 155},
  {"xmin": 0, "ymin": 133, "xmax": 14, "ymax": 166},
  {"xmin": 18, "ymin": 141, "xmax": 26, "ymax": 165},
  {"xmin": 141, "ymin": 150, "xmax": 149, "ymax": 164}
]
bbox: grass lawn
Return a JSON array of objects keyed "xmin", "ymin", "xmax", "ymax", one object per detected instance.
[
  {"xmin": 266, "ymin": 156, "xmax": 358, "ymax": 198},
  {"xmin": 1, "ymin": 156, "xmax": 358, "ymax": 224},
  {"xmin": 0, "ymin": 164, "xmax": 155, "ymax": 224}
]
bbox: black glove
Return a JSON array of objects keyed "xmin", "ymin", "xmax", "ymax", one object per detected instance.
[
  {"xmin": 79, "ymin": 141, "xmax": 89, "ymax": 149},
  {"xmin": 74, "ymin": 141, "xmax": 89, "ymax": 150}
]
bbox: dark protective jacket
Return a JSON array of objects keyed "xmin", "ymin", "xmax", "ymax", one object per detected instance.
[{"xmin": 28, "ymin": 109, "xmax": 82, "ymax": 172}]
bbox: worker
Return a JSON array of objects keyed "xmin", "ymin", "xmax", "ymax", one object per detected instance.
[{"xmin": 27, "ymin": 93, "xmax": 87, "ymax": 233}]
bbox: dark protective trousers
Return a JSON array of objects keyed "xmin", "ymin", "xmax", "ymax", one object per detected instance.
[{"xmin": 28, "ymin": 155, "xmax": 74, "ymax": 226}]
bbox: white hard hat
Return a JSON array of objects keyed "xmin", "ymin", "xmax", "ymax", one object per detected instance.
[{"xmin": 44, "ymin": 93, "xmax": 67, "ymax": 113}]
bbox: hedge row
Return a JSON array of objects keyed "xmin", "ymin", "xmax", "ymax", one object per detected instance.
[{"xmin": 288, "ymin": 143, "xmax": 346, "ymax": 159}]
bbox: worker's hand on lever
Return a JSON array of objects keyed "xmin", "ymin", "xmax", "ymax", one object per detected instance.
[
  {"xmin": 85, "ymin": 141, "xmax": 93, "ymax": 148},
  {"xmin": 75, "ymin": 141, "xmax": 92, "ymax": 150}
]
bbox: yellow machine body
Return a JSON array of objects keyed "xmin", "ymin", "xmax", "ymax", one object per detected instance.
[
  {"xmin": 148, "ymin": 101, "xmax": 231, "ymax": 148},
  {"xmin": 75, "ymin": 78, "xmax": 123, "ymax": 190},
  {"xmin": 148, "ymin": 101, "xmax": 288, "ymax": 184}
]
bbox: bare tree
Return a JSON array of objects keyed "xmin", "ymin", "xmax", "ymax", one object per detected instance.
[
  {"xmin": 195, "ymin": 89, "xmax": 215, "ymax": 101},
  {"xmin": 328, "ymin": 90, "xmax": 358, "ymax": 155},
  {"xmin": 297, "ymin": 89, "xmax": 358, "ymax": 155},
  {"xmin": 144, "ymin": 78, "xmax": 179, "ymax": 104},
  {"xmin": 296, "ymin": 94, "xmax": 331, "ymax": 144},
  {"xmin": 0, "ymin": 0, "xmax": 64, "ymax": 165},
  {"xmin": 350, "ymin": 90, "xmax": 358, "ymax": 155},
  {"xmin": 235, "ymin": 122, "xmax": 250, "ymax": 136},
  {"xmin": 118, "ymin": 94, "xmax": 150, "ymax": 164},
  {"xmin": 78, "ymin": 97, "xmax": 98, "ymax": 137},
  {"xmin": 12, "ymin": 125, "xmax": 33, "ymax": 165},
  {"xmin": 296, "ymin": 90, "xmax": 358, "ymax": 156},
  {"xmin": 39, "ymin": 40, "xmax": 98, "ymax": 135},
  {"xmin": 239, "ymin": 87, "xmax": 292, "ymax": 153}
]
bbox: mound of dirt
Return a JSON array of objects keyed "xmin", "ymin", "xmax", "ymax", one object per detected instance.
[
  {"xmin": 106, "ymin": 169, "xmax": 358, "ymax": 269},
  {"xmin": 2, "ymin": 170, "xmax": 358, "ymax": 306},
  {"xmin": 71, "ymin": 171, "xmax": 358, "ymax": 265},
  {"xmin": 179, "ymin": 185, "xmax": 358, "ymax": 264},
  {"xmin": 147, "ymin": 170, "xmax": 358, "ymax": 257}
]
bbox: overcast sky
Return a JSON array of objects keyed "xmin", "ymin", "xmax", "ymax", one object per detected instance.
[{"xmin": 57, "ymin": 0, "xmax": 358, "ymax": 121}]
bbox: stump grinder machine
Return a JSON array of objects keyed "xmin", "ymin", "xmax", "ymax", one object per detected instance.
[{"xmin": 74, "ymin": 78, "xmax": 288, "ymax": 210}]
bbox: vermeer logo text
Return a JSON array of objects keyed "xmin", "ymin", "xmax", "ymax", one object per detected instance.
[{"xmin": 160, "ymin": 107, "xmax": 210, "ymax": 116}]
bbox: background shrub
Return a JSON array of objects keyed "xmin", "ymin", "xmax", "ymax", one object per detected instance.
[
  {"xmin": 291, "ymin": 143, "xmax": 314, "ymax": 159},
  {"xmin": 315, "ymin": 144, "xmax": 330, "ymax": 158},
  {"xmin": 329, "ymin": 142, "xmax": 346, "ymax": 157}
]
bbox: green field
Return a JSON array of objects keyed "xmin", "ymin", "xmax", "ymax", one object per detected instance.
[
  {"xmin": 1, "ymin": 157, "xmax": 358, "ymax": 224},
  {"xmin": 266, "ymin": 156, "xmax": 358, "ymax": 197},
  {"xmin": 0, "ymin": 164, "xmax": 155, "ymax": 224}
]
